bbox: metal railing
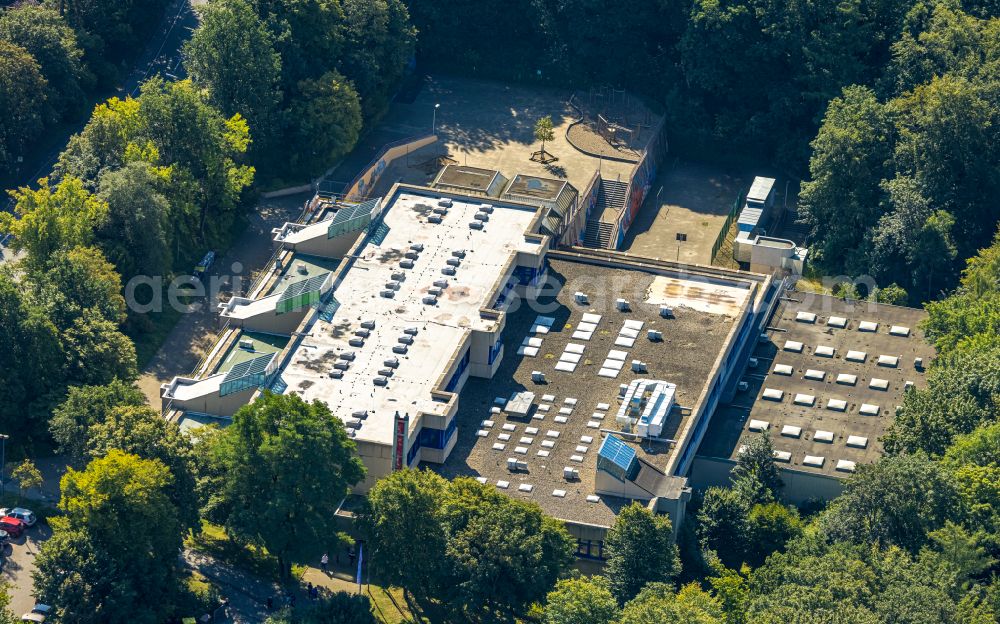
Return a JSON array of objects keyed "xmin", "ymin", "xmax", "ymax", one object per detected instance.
[{"xmin": 710, "ymin": 194, "xmax": 743, "ymax": 265}]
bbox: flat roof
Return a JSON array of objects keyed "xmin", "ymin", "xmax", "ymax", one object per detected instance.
[
  {"xmin": 276, "ymin": 190, "xmax": 544, "ymax": 445},
  {"xmin": 435, "ymin": 257, "xmax": 744, "ymax": 527},
  {"xmin": 434, "ymin": 165, "xmax": 501, "ymax": 191},
  {"xmin": 215, "ymin": 332, "xmax": 288, "ymax": 374},
  {"xmin": 699, "ymin": 293, "xmax": 934, "ymax": 478},
  {"xmin": 504, "ymin": 174, "xmax": 568, "ymax": 201}
]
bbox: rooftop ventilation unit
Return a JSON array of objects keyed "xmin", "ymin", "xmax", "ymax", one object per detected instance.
[
  {"xmin": 373, "ymin": 376, "xmax": 389, "ymax": 386},
  {"xmin": 404, "ymin": 327, "xmax": 419, "ymax": 336},
  {"xmin": 437, "ymin": 198, "xmax": 453, "ymax": 208},
  {"xmin": 239, "ymin": 339, "xmax": 254, "ymax": 350},
  {"xmin": 383, "ymin": 357, "xmax": 399, "ymax": 368},
  {"xmin": 469, "ymin": 221, "xmax": 483, "ymax": 230},
  {"xmin": 619, "ymin": 384, "xmax": 628, "ymax": 397},
  {"xmin": 428, "ymin": 287, "xmax": 443, "ymax": 297},
  {"xmin": 474, "ymin": 213, "xmax": 489, "ymax": 222},
  {"xmin": 648, "ymin": 330, "xmax": 662, "ymax": 341},
  {"xmin": 531, "ymin": 371, "xmax": 545, "ymax": 383},
  {"xmin": 378, "ymin": 368, "xmax": 394, "ymax": 377},
  {"xmin": 616, "ymin": 299, "xmax": 630, "ymax": 312},
  {"xmin": 659, "ymin": 305, "xmax": 673, "ymax": 318},
  {"xmin": 422, "ymin": 294, "xmax": 438, "ymax": 305},
  {"xmin": 329, "ymin": 369, "xmax": 343, "ymax": 379},
  {"xmin": 392, "ymin": 344, "xmax": 408, "ymax": 354},
  {"xmin": 428, "ymin": 215, "xmax": 443, "ymax": 224},
  {"xmin": 432, "ymin": 206, "xmax": 448, "ymax": 215},
  {"xmin": 748, "ymin": 357, "xmax": 759, "ymax": 368},
  {"xmin": 631, "ymin": 360, "xmax": 646, "ymax": 373},
  {"xmin": 296, "ymin": 262, "xmax": 308, "ymax": 274},
  {"xmin": 339, "ymin": 352, "xmax": 356, "ymax": 361},
  {"xmin": 442, "ymin": 266, "xmax": 456, "ymax": 275},
  {"xmin": 452, "ymin": 249, "xmax": 466, "ymax": 258},
  {"xmin": 390, "ymin": 272, "xmax": 405, "ymax": 282},
  {"xmin": 737, "ymin": 381, "xmax": 749, "ymax": 392},
  {"xmin": 385, "ymin": 281, "xmax": 400, "ymax": 291},
  {"xmin": 563, "ymin": 467, "xmax": 579, "ymax": 480},
  {"xmin": 446, "ymin": 257, "xmax": 461, "ymax": 267},
  {"xmin": 348, "ymin": 338, "xmax": 365, "ymax": 348},
  {"xmin": 346, "ymin": 418, "xmax": 362, "ymax": 428},
  {"xmin": 410, "ymin": 243, "xmax": 424, "ymax": 252},
  {"xmin": 355, "ymin": 328, "xmax": 370, "ymax": 338},
  {"xmin": 404, "ymin": 250, "xmax": 419, "ymax": 260},
  {"xmin": 480, "ymin": 204, "xmax": 494, "ymax": 213},
  {"xmin": 380, "ymin": 290, "xmax": 395, "ymax": 299},
  {"xmin": 914, "ymin": 357, "xmax": 924, "ymax": 369},
  {"xmin": 333, "ymin": 361, "xmax": 350, "ymax": 371},
  {"xmin": 352, "ymin": 410, "xmax": 368, "ymax": 420},
  {"xmin": 398, "ymin": 335, "xmax": 414, "ymax": 345},
  {"xmin": 575, "ymin": 292, "xmax": 589, "ymax": 304},
  {"xmin": 433, "ymin": 279, "xmax": 449, "ymax": 288},
  {"xmin": 361, "ymin": 320, "xmax": 376, "ymax": 330},
  {"xmin": 399, "ymin": 259, "xmax": 414, "ymax": 269}
]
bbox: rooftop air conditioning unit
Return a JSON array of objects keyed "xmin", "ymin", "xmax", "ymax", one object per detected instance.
[
  {"xmin": 452, "ymin": 249, "xmax": 466, "ymax": 258},
  {"xmin": 404, "ymin": 327, "xmax": 419, "ymax": 336},
  {"xmin": 392, "ymin": 344, "xmax": 409, "ymax": 354},
  {"xmin": 296, "ymin": 262, "xmax": 308, "ymax": 274},
  {"xmin": 239, "ymin": 339, "xmax": 254, "ymax": 350},
  {"xmin": 574, "ymin": 292, "xmax": 589, "ymax": 304},
  {"xmin": 399, "ymin": 259, "xmax": 414, "ymax": 269},
  {"xmin": 334, "ymin": 361, "xmax": 350, "ymax": 371},
  {"xmin": 398, "ymin": 335, "xmax": 414, "ymax": 345},
  {"xmin": 469, "ymin": 221, "xmax": 483, "ymax": 230},
  {"xmin": 385, "ymin": 281, "xmax": 400, "ymax": 291},
  {"xmin": 748, "ymin": 357, "xmax": 759, "ymax": 368},
  {"xmin": 378, "ymin": 368, "xmax": 394, "ymax": 377},
  {"xmin": 474, "ymin": 213, "xmax": 489, "ymax": 222},
  {"xmin": 616, "ymin": 299, "xmax": 630, "ymax": 312},
  {"xmin": 647, "ymin": 330, "xmax": 662, "ymax": 341},
  {"xmin": 361, "ymin": 320, "xmax": 376, "ymax": 330},
  {"xmin": 423, "ymin": 295, "xmax": 438, "ymax": 305},
  {"xmin": 446, "ymin": 257, "xmax": 461, "ymax": 267},
  {"xmin": 428, "ymin": 215, "xmax": 443, "ymax": 224},
  {"xmin": 428, "ymin": 288, "xmax": 442, "ymax": 297},
  {"xmin": 329, "ymin": 370, "xmax": 343, "ymax": 379},
  {"xmin": 737, "ymin": 381, "xmax": 749, "ymax": 392},
  {"xmin": 339, "ymin": 352, "xmax": 356, "ymax": 361},
  {"xmin": 433, "ymin": 279, "xmax": 449, "ymax": 288},
  {"xmin": 373, "ymin": 376, "xmax": 389, "ymax": 386},
  {"xmin": 437, "ymin": 198, "xmax": 453, "ymax": 208},
  {"xmin": 355, "ymin": 328, "xmax": 371, "ymax": 338},
  {"xmin": 383, "ymin": 357, "xmax": 399, "ymax": 368},
  {"xmin": 659, "ymin": 305, "xmax": 673, "ymax": 318},
  {"xmin": 352, "ymin": 410, "xmax": 368, "ymax": 419},
  {"xmin": 442, "ymin": 267, "xmax": 456, "ymax": 276},
  {"xmin": 404, "ymin": 251, "xmax": 419, "ymax": 260},
  {"xmin": 410, "ymin": 243, "xmax": 424, "ymax": 252},
  {"xmin": 348, "ymin": 338, "xmax": 365, "ymax": 347},
  {"xmin": 380, "ymin": 290, "xmax": 395, "ymax": 299}
]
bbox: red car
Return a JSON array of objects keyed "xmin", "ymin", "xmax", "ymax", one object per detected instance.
[{"xmin": 0, "ymin": 517, "xmax": 24, "ymax": 538}]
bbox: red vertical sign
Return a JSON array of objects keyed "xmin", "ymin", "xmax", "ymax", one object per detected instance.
[{"xmin": 392, "ymin": 411, "xmax": 408, "ymax": 470}]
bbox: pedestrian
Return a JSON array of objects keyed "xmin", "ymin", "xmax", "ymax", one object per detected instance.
[
  {"xmin": 320, "ymin": 552, "xmax": 329, "ymax": 574},
  {"xmin": 348, "ymin": 546, "xmax": 356, "ymax": 566},
  {"xmin": 309, "ymin": 584, "xmax": 319, "ymax": 601}
]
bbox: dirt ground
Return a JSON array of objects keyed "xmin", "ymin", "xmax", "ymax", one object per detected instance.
[
  {"xmin": 621, "ymin": 161, "xmax": 753, "ymax": 266},
  {"xmin": 136, "ymin": 193, "xmax": 310, "ymax": 407}
]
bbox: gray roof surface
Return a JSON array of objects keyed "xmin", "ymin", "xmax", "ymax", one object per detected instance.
[{"xmin": 698, "ymin": 292, "xmax": 935, "ymax": 478}]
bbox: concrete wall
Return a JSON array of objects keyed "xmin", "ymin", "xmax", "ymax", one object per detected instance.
[
  {"xmin": 689, "ymin": 456, "xmax": 845, "ymax": 503},
  {"xmin": 286, "ymin": 228, "xmax": 362, "ymax": 259},
  {"xmin": 345, "ymin": 134, "xmax": 438, "ymax": 200}
]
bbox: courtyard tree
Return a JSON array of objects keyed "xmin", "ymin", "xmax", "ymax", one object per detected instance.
[
  {"xmin": 0, "ymin": 41, "xmax": 50, "ymax": 170},
  {"xmin": 287, "ymin": 71, "xmax": 363, "ymax": 177},
  {"xmin": 533, "ymin": 115, "xmax": 556, "ymax": 161},
  {"xmin": 604, "ymin": 502, "xmax": 680, "ymax": 604},
  {"xmin": 33, "ymin": 451, "xmax": 184, "ymax": 624},
  {"xmin": 544, "ymin": 577, "xmax": 619, "ymax": 624},
  {"xmin": 205, "ymin": 392, "xmax": 365, "ymax": 579}
]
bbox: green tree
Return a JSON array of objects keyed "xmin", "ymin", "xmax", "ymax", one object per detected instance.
[
  {"xmin": 544, "ymin": 577, "xmax": 619, "ymax": 624},
  {"xmin": 96, "ymin": 161, "xmax": 173, "ymax": 280},
  {"xmin": 910, "ymin": 209, "xmax": 958, "ymax": 300},
  {"xmin": 533, "ymin": 116, "xmax": 555, "ymax": 158},
  {"xmin": 184, "ymin": 0, "xmax": 282, "ymax": 151},
  {"xmin": 361, "ymin": 469, "xmax": 450, "ymax": 606},
  {"xmin": 698, "ymin": 485, "xmax": 752, "ymax": 569},
  {"xmin": 0, "ymin": 41, "xmax": 50, "ymax": 170},
  {"xmin": 604, "ymin": 502, "xmax": 680, "ymax": 604},
  {"xmin": 11, "ymin": 459, "xmax": 43, "ymax": 501},
  {"xmin": 619, "ymin": 582, "xmax": 725, "ymax": 624},
  {"xmin": 207, "ymin": 392, "xmax": 365, "ymax": 578},
  {"xmin": 43, "ymin": 246, "xmax": 127, "ymax": 327},
  {"xmin": 942, "ymin": 422, "xmax": 1000, "ymax": 548},
  {"xmin": 61, "ymin": 309, "xmax": 137, "ymax": 385},
  {"xmin": 441, "ymin": 478, "xmax": 575, "ymax": 618},
  {"xmin": 54, "ymin": 0, "xmax": 170, "ymax": 75},
  {"xmin": 0, "ymin": 5, "xmax": 89, "ymax": 116},
  {"xmin": 252, "ymin": 0, "xmax": 347, "ymax": 91},
  {"xmin": 873, "ymin": 283, "xmax": 909, "ymax": 305},
  {"xmin": 820, "ymin": 453, "xmax": 962, "ymax": 552},
  {"xmin": 0, "ymin": 584, "xmax": 19, "ymax": 624},
  {"xmin": 87, "ymin": 406, "xmax": 201, "ymax": 532},
  {"xmin": 744, "ymin": 503, "xmax": 803, "ymax": 567},
  {"xmin": 287, "ymin": 71, "xmax": 362, "ymax": 176},
  {"xmin": 50, "ymin": 379, "xmax": 146, "ymax": 465},
  {"xmin": 799, "ymin": 86, "xmax": 893, "ymax": 271},
  {"xmin": 1, "ymin": 177, "xmax": 108, "ymax": 269},
  {"xmin": 33, "ymin": 451, "xmax": 184, "ymax": 624},
  {"xmin": 730, "ymin": 433, "xmax": 782, "ymax": 501},
  {"xmin": 338, "ymin": 0, "xmax": 415, "ymax": 120}
]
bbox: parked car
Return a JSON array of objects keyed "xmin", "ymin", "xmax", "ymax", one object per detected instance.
[
  {"xmin": 0, "ymin": 517, "xmax": 25, "ymax": 538},
  {"xmin": 0, "ymin": 508, "xmax": 36, "ymax": 527},
  {"xmin": 21, "ymin": 604, "xmax": 51, "ymax": 623}
]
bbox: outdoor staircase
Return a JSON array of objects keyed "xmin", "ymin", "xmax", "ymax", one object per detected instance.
[
  {"xmin": 780, "ymin": 207, "xmax": 811, "ymax": 246},
  {"xmin": 600, "ymin": 179, "xmax": 628, "ymax": 213},
  {"xmin": 583, "ymin": 220, "xmax": 614, "ymax": 249},
  {"xmin": 580, "ymin": 178, "xmax": 628, "ymax": 249}
]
